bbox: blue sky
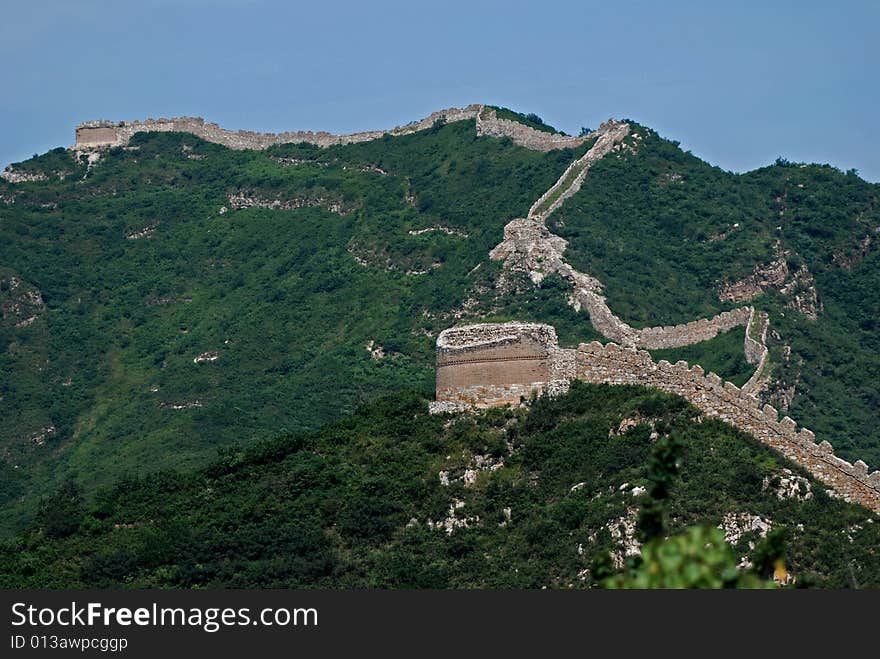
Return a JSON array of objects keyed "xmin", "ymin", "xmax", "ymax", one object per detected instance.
[{"xmin": 2, "ymin": 0, "xmax": 877, "ymax": 180}]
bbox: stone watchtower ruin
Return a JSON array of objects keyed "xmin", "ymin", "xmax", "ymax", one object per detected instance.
[{"xmin": 434, "ymin": 322, "xmax": 574, "ymax": 408}]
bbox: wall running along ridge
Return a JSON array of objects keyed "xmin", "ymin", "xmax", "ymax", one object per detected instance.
[
  {"xmin": 474, "ymin": 107, "xmax": 588, "ymax": 152},
  {"xmin": 73, "ymin": 105, "xmax": 593, "ymax": 153},
  {"xmin": 432, "ymin": 322, "xmax": 880, "ymax": 513},
  {"xmin": 487, "ymin": 117, "xmax": 770, "ymax": 385},
  {"xmin": 75, "ymin": 106, "xmax": 480, "ymax": 150}
]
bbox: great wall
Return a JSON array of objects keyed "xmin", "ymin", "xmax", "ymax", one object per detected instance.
[
  {"xmin": 70, "ymin": 104, "xmax": 588, "ymax": 153},
  {"xmin": 432, "ymin": 322, "xmax": 880, "ymax": 513},
  {"xmin": 14, "ymin": 103, "xmax": 878, "ymax": 512},
  {"xmin": 430, "ymin": 111, "xmax": 877, "ymax": 513}
]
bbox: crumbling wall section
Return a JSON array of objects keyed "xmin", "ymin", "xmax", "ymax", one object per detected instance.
[
  {"xmin": 74, "ymin": 105, "xmax": 485, "ymax": 151},
  {"xmin": 435, "ymin": 323, "xmax": 558, "ymax": 407},
  {"xmin": 475, "ymin": 106, "xmax": 587, "ymax": 152}
]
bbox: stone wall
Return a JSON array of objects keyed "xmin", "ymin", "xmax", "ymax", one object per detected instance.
[
  {"xmin": 435, "ymin": 323, "xmax": 570, "ymax": 407},
  {"xmin": 570, "ymin": 291, "xmax": 756, "ymax": 351},
  {"xmin": 527, "ymin": 120, "xmax": 631, "ymax": 218},
  {"xmin": 433, "ymin": 322, "xmax": 880, "ymax": 513},
  {"xmin": 487, "ymin": 118, "xmax": 770, "ymax": 387},
  {"xmin": 74, "ymin": 105, "xmax": 485, "ymax": 151},
  {"xmin": 74, "ymin": 105, "xmax": 608, "ymax": 154},
  {"xmin": 475, "ymin": 106, "xmax": 588, "ymax": 152}
]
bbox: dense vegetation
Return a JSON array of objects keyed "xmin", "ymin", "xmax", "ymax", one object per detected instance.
[
  {"xmin": 2, "ymin": 384, "xmax": 876, "ymax": 588},
  {"xmin": 1, "ymin": 110, "xmax": 879, "ymax": 547},
  {"xmin": 0, "ymin": 121, "xmax": 579, "ymax": 533}
]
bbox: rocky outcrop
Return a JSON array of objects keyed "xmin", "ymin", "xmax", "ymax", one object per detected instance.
[
  {"xmin": 227, "ymin": 192, "xmax": 353, "ymax": 215},
  {"xmin": 718, "ymin": 246, "xmax": 822, "ymax": 320},
  {"xmin": 408, "ymin": 225, "xmax": 469, "ymax": 238},
  {"xmin": 833, "ymin": 233, "xmax": 874, "ymax": 270},
  {"xmin": 780, "ymin": 265, "xmax": 822, "ymax": 319},
  {"xmin": 718, "ymin": 255, "xmax": 789, "ymax": 303},
  {"xmin": 762, "ymin": 468, "xmax": 812, "ymax": 502},
  {"xmin": 1, "ymin": 274, "xmax": 45, "ymax": 329},
  {"xmin": 126, "ymin": 222, "xmax": 159, "ymax": 240},
  {"xmin": 1, "ymin": 167, "xmax": 49, "ymax": 183}
]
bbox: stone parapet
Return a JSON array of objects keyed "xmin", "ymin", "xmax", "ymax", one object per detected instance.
[
  {"xmin": 74, "ymin": 105, "xmax": 484, "ymax": 151},
  {"xmin": 475, "ymin": 106, "xmax": 588, "ymax": 152},
  {"xmin": 433, "ymin": 322, "xmax": 880, "ymax": 513}
]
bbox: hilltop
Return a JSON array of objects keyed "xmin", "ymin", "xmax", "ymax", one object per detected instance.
[{"xmin": 1, "ymin": 104, "xmax": 879, "ymax": 545}]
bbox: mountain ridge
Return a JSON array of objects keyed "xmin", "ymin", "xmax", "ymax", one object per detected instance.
[{"xmin": 1, "ymin": 106, "xmax": 878, "ymax": 542}]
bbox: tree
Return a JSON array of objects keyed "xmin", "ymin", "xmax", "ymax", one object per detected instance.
[
  {"xmin": 603, "ymin": 525, "xmax": 775, "ymax": 589},
  {"xmin": 37, "ymin": 479, "xmax": 84, "ymax": 539},
  {"xmin": 605, "ymin": 433, "xmax": 780, "ymax": 588},
  {"xmin": 636, "ymin": 433, "xmax": 683, "ymax": 543}
]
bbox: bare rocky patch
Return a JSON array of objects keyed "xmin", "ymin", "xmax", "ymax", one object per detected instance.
[
  {"xmin": 227, "ymin": 191, "xmax": 354, "ymax": 216},
  {"xmin": 1, "ymin": 274, "xmax": 46, "ymax": 329}
]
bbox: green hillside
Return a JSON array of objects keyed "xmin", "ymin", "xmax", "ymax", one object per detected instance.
[
  {"xmin": 1, "ymin": 111, "xmax": 879, "ymax": 543},
  {"xmin": 2, "ymin": 384, "xmax": 877, "ymax": 588}
]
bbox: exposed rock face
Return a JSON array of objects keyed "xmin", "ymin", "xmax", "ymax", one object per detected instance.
[
  {"xmin": 489, "ymin": 216, "xmax": 571, "ymax": 286},
  {"xmin": 720, "ymin": 512, "xmax": 772, "ymax": 546},
  {"xmin": 408, "ymin": 225, "xmax": 469, "ymax": 238},
  {"xmin": 718, "ymin": 245, "xmax": 822, "ymax": 319},
  {"xmin": 833, "ymin": 233, "xmax": 874, "ymax": 270},
  {"xmin": 718, "ymin": 255, "xmax": 790, "ymax": 303},
  {"xmin": 432, "ymin": 321, "xmax": 880, "ymax": 513},
  {"xmin": 126, "ymin": 222, "xmax": 159, "ymax": 240},
  {"xmin": 438, "ymin": 451, "xmax": 506, "ymax": 489},
  {"xmin": 607, "ymin": 507, "xmax": 640, "ymax": 569},
  {"xmin": 1, "ymin": 167, "xmax": 48, "ymax": 183},
  {"xmin": 780, "ymin": 265, "xmax": 822, "ymax": 319},
  {"xmin": 26, "ymin": 425, "xmax": 56, "ymax": 446},
  {"xmin": 159, "ymin": 400, "xmax": 203, "ymax": 410},
  {"xmin": 193, "ymin": 351, "xmax": 219, "ymax": 364},
  {"xmin": 762, "ymin": 468, "xmax": 812, "ymax": 502},
  {"xmin": 1, "ymin": 274, "xmax": 46, "ymax": 329},
  {"xmin": 427, "ymin": 499, "xmax": 479, "ymax": 535},
  {"xmin": 227, "ymin": 192, "xmax": 352, "ymax": 215},
  {"xmin": 365, "ymin": 339, "xmax": 385, "ymax": 360}
]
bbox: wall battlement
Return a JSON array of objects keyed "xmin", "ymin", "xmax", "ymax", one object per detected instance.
[
  {"xmin": 74, "ymin": 106, "xmax": 483, "ymax": 151},
  {"xmin": 72, "ymin": 104, "xmax": 596, "ymax": 153},
  {"xmin": 432, "ymin": 322, "xmax": 880, "ymax": 513}
]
